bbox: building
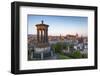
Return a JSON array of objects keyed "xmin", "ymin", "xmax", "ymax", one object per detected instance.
[{"xmin": 29, "ymin": 20, "xmax": 53, "ymax": 60}]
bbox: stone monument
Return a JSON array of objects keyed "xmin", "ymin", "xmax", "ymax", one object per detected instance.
[{"xmin": 33, "ymin": 20, "xmax": 51, "ymax": 60}]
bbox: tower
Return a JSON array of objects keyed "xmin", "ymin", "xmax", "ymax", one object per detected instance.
[
  {"xmin": 36, "ymin": 20, "xmax": 49, "ymax": 44},
  {"xmin": 33, "ymin": 20, "xmax": 51, "ymax": 60}
]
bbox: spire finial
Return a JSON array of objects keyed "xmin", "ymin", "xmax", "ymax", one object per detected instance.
[{"xmin": 41, "ymin": 20, "xmax": 44, "ymax": 24}]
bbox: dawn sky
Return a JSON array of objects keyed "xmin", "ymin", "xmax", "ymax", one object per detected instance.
[{"xmin": 28, "ymin": 15, "xmax": 88, "ymax": 36}]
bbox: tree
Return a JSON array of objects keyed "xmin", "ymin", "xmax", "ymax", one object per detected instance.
[
  {"xmin": 63, "ymin": 43, "xmax": 68, "ymax": 50},
  {"xmin": 52, "ymin": 42, "xmax": 63, "ymax": 54},
  {"xmin": 71, "ymin": 50, "xmax": 82, "ymax": 58},
  {"xmin": 82, "ymin": 54, "xmax": 88, "ymax": 58}
]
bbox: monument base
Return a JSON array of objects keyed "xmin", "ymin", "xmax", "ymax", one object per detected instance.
[{"xmin": 33, "ymin": 46, "xmax": 49, "ymax": 59}]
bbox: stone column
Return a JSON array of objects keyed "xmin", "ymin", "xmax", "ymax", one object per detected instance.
[
  {"xmin": 39, "ymin": 30, "xmax": 41, "ymax": 42},
  {"xmin": 37, "ymin": 29, "xmax": 39, "ymax": 42},
  {"xmin": 43, "ymin": 29, "xmax": 45, "ymax": 43},
  {"xmin": 45, "ymin": 29, "xmax": 48, "ymax": 42},
  {"xmin": 51, "ymin": 51, "xmax": 53, "ymax": 57},
  {"xmin": 41, "ymin": 52, "xmax": 43, "ymax": 60},
  {"xmin": 41, "ymin": 30, "xmax": 43, "ymax": 42},
  {"xmin": 44, "ymin": 29, "xmax": 46, "ymax": 43},
  {"xmin": 68, "ymin": 46, "xmax": 70, "ymax": 52}
]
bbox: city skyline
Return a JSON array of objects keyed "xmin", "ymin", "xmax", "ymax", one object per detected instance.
[{"xmin": 28, "ymin": 15, "xmax": 88, "ymax": 36}]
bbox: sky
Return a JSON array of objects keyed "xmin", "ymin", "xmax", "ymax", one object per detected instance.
[{"xmin": 27, "ymin": 15, "xmax": 88, "ymax": 36}]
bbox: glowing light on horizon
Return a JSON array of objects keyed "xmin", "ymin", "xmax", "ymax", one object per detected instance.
[{"xmin": 28, "ymin": 15, "xmax": 88, "ymax": 37}]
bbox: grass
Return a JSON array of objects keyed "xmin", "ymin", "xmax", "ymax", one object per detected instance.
[{"xmin": 58, "ymin": 53, "xmax": 71, "ymax": 59}]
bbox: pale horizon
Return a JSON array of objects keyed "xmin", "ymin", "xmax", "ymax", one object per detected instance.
[{"xmin": 28, "ymin": 15, "xmax": 88, "ymax": 37}]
